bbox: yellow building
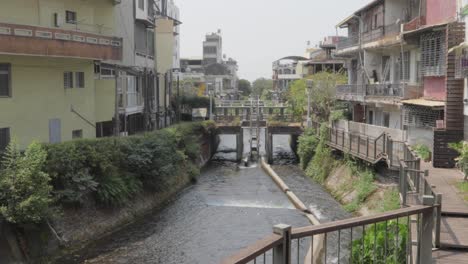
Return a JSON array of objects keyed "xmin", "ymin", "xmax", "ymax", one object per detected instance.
[{"xmin": 0, "ymin": 0, "xmax": 122, "ymax": 150}]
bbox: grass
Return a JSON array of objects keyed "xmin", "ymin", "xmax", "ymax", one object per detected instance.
[
  {"xmin": 377, "ymin": 188, "xmax": 401, "ymax": 212},
  {"xmin": 456, "ymin": 181, "xmax": 468, "ymax": 202}
]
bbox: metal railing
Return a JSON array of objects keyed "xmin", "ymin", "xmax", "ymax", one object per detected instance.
[
  {"xmin": 223, "ymin": 204, "xmax": 437, "ymax": 264},
  {"xmin": 336, "ymin": 83, "xmax": 411, "ymax": 100},
  {"xmin": 366, "ymin": 83, "xmax": 405, "ymax": 97},
  {"xmin": 336, "ymin": 35, "xmax": 359, "ymax": 50}
]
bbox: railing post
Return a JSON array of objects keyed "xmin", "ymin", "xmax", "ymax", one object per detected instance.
[
  {"xmin": 434, "ymin": 194, "xmax": 442, "ymax": 248},
  {"xmin": 387, "ymin": 137, "xmax": 393, "ymax": 167},
  {"xmin": 342, "ymin": 131, "xmax": 345, "ymax": 147},
  {"xmin": 349, "ymin": 133, "xmax": 353, "ymax": 151},
  {"xmin": 357, "ymin": 135, "xmax": 361, "ymax": 154},
  {"xmin": 400, "ymin": 163, "xmax": 407, "ymax": 206},
  {"xmin": 273, "ymin": 224, "xmax": 292, "ymax": 264},
  {"xmin": 418, "ymin": 196, "xmax": 435, "ymax": 264}
]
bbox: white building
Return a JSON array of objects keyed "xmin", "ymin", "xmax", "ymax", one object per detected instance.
[{"xmin": 203, "ymin": 31, "xmax": 223, "ymax": 65}]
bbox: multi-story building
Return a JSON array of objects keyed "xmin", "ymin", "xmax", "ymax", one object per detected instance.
[
  {"xmin": 335, "ymin": 0, "xmax": 465, "ymax": 167},
  {"xmin": 167, "ymin": 0, "xmax": 181, "ymax": 71},
  {"xmin": 95, "ymin": 0, "xmax": 157, "ymax": 137},
  {"xmin": 0, "ymin": 0, "xmax": 123, "ymax": 150},
  {"xmin": 203, "ymin": 31, "xmax": 223, "ymax": 65},
  {"xmin": 273, "ymin": 37, "xmax": 345, "ymax": 96}
]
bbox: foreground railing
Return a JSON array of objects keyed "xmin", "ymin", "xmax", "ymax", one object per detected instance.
[{"xmin": 223, "ymin": 204, "xmax": 437, "ymax": 264}]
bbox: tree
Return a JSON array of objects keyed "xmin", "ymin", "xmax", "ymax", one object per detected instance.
[
  {"xmin": 238, "ymin": 79, "xmax": 252, "ymax": 96},
  {"xmin": 287, "ymin": 72, "xmax": 347, "ymax": 122},
  {"xmin": 0, "ymin": 140, "xmax": 53, "ymax": 224},
  {"xmin": 252, "ymin": 78, "xmax": 273, "ymax": 99}
]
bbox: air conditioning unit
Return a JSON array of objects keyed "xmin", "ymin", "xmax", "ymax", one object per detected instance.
[{"xmin": 54, "ymin": 13, "xmax": 64, "ymax": 27}]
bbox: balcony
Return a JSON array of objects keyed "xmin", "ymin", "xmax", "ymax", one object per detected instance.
[
  {"xmin": 0, "ymin": 22, "xmax": 122, "ymax": 61},
  {"xmin": 336, "ymin": 24, "xmax": 402, "ymax": 53},
  {"xmin": 336, "ymin": 35, "xmax": 359, "ymax": 50},
  {"xmin": 336, "ymin": 83, "xmax": 422, "ymax": 103}
]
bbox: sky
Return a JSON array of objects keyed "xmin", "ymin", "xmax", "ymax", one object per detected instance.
[{"xmin": 176, "ymin": 0, "xmax": 371, "ymax": 82}]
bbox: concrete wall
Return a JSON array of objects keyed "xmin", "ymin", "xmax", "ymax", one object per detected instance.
[
  {"xmin": 95, "ymin": 79, "xmax": 116, "ymax": 123},
  {"xmin": 408, "ymin": 126, "xmax": 434, "ymax": 149},
  {"xmin": 0, "ymin": 0, "xmax": 116, "ymax": 36},
  {"xmin": 426, "ymin": 0, "xmax": 458, "ymax": 25},
  {"xmin": 385, "ymin": 0, "xmax": 407, "ymax": 25},
  {"xmin": 335, "ymin": 119, "xmax": 405, "ymax": 141},
  {"xmin": 0, "ymin": 55, "xmax": 96, "ymax": 149},
  {"xmin": 423, "ymin": 76, "xmax": 446, "ymax": 100}
]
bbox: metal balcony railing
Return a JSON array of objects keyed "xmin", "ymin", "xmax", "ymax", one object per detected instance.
[
  {"xmin": 336, "ymin": 35, "xmax": 359, "ymax": 50},
  {"xmin": 337, "ymin": 83, "xmax": 422, "ymax": 101},
  {"xmin": 366, "ymin": 83, "xmax": 405, "ymax": 97}
]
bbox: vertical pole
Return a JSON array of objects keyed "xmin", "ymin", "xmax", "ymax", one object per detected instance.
[
  {"xmin": 164, "ymin": 73, "xmax": 168, "ymax": 128},
  {"xmin": 434, "ymin": 194, "xmax": 442, "ymax": 248},
  {"xmin": 155, "ymin": 74, "xmax": 160, "ymax": 129},
  {"xmin": 402, "ymin": 166, "xmax": 407, "ymax": 206},
  {"xmin": 357, "ymin": 135, "xmax": 361, "ymax": 154},
  {"xmin": 209, "ymin": 91, "xmax": 213, "ymax": 120},
  {"xmin": 114, "ymin": 65, "xmax": 120, "ymax": 136},
  {"xmin": 177, "ymin": 75, "xmax": 180, "ymax": 123},
  {"xmin": 418, "ymin": 196, "xmax": 435, "ymax": 264},
  {"xmin": 273, "ymin": 224, "xmax": 292, "ymax": 264}
]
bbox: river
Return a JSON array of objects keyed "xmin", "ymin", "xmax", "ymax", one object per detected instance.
[{"xmin": 58, "ymin": 128, "xmax": 350, "ymax": 264}]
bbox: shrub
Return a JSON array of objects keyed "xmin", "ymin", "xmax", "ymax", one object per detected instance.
[
  {"xmin": 412, "ymin": 144, "xmax": 431, "ymax": 162},
  {"xmin": 378, "ymin": 188, "xmax": 401, "ymax": 212},
  {"xmin": 450, "ymin": 141, "xmax": 468, "ymax": 180},
  {"xmin": 343, "ymin": 157, "xmax": 377, "ymax": 213},
  {"xmin": 304, "ymin": 124, "xmax": 335, "ymax": 183},
  {"xmin": 96, "ymin": 173, "xmax": 142, "ymax": 207},
  {"xmin": 297, "ymin": 129, "xmax": 320, "ymax": 170},
  {"xmin": 0, "ymin": 140, "xmax": 53, "ymax": 224},
  {"xmin": 351, "ymin": 221, "xmax": 408, "ymax": 264}
]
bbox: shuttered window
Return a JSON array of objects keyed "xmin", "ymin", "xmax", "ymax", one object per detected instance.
[
  {"xmin": 75, "ymin": 72, "xmax": 85, "ymax": 88},
  {"xmin": 0, "ymin": 127, "xmax": 10, "ymax": 152},
  {"xmin": 72, "ymin": 129, "xmax": 83, "ymax": 139},
  {"xmin": 0, "ymin": 64, "xmax": 11, "ymax": 97},
  {"xmin": 64, "ymin": 72, "xmax": 73, "ymax": 89}
]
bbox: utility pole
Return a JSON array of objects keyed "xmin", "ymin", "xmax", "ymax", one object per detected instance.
[
  {"xmin": 114, "ymin": 65, "xmax": 120, "ymax": 137},
  {"xmin": 177, "ymin": 74, "xmax": 180, "ymax": 123},
  {"xmin": 156, "ymin": 74, "xmax": 160, "ymax": 130},
  {"xmin": 306, "ymin": 80, "xmax": 313, "ymax": 128}
]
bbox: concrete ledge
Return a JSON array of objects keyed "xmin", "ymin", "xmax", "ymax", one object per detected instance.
[{"xmin": 260, "ymin": 157, "xmax": 324, "ymax": 263}]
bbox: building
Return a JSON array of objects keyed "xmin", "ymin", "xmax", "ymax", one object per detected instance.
[
  {"xmin": 272, "ymin": 37, "xmax": 345, "ymax": 97},
  {"xmin": 179, "ymin": 31, "xmax": 240, "ymax": 99},
  {"xmin": 0, "ymin": 0, "xmax": 123, "ymax": 150},
  {"xmin": 95, "ymin": 0, "xmax": 157, "ymax": 137},
  {"xmin": 167, "ymin": 0, "xmax": 181, "ymax": 71},
  {"xmin": 203, "ymin": 31, "xmax": 223, "ymax": 65},
  {"xmin": 335, "ymin": 0, "xmax": 465, "ymax": 167}
]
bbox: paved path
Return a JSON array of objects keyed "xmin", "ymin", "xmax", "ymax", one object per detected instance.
[{"xmin": 421, "ymin": 161, "xmax": 468, "ymax": 262}]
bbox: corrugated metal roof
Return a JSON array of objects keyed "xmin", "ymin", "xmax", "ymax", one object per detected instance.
[
  {"xmin": 402, "ymin": 98, "xmax": 445, "ymax": 108},
  {"xmin": 336, "ymin": 0, "xmax": 383, "ymax": 28}
]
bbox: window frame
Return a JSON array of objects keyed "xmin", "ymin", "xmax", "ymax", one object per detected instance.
[
  {"xmin": 0, "ymin": 127, "xmax": 11, "ymax": 152},
  {"xmin": 72, "ymin": 129, "xmax": 83, "ymax": 139},
  {"xmin": 64, "ymin": 71, "xmax": 74, "ymax": 89},
  {"xmin": 138, "ymin": 0, "xmax": 145, "ymax": 10},
  {"xmin": 75, "ymin": 72, "xmax": 85, "ymax": 88},
  {"xmin": 65, "ymin": 10, "xmax": 77, "ymax": 24},
  {"xmin": 0, "ymin": 63, "xmax": 11, "ymax": 97}
]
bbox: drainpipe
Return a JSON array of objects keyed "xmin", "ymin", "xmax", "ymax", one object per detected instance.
[{"xmin": 114, "ymin": 65, "xmax": 121, "ymax": 136}]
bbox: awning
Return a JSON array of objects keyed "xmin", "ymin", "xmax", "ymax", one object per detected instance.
[{"xmin": 401, "ymin": 98, "xmax": 445, "ymax": 109}]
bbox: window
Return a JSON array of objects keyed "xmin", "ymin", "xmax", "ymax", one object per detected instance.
[
  {"xmin": 420, "ymin": 31, "xmax": 446, "ymax": 76},
  {"xmin": 75, "ymin": 72, "xmax": 85, "ymax": 88},
  {"xmin": 382, "ymin": 56, "xmax": 391, "ymax": 82},
  {"xmin": 373, "ymin": 14, "xmax": 378, "ymax": 29},
  {"xmin": 138, "ymin": 0, "xmax": 145, "ymax": 10},
  {"xmin": 368, "ymin": 110, "xmax": 374, "ymax": 125},
  {"xmin": 0, "ymin": 64, "xmax": 11, "ymax": 97},
  {"xmin": 0, "ymin": 128, "xmax": 10, "ymax": 152},
  {"xmin": 101, "ymin": 67, "xmax": 116, "ymax": 78},
  {"xmin": 400, "ymin": 51, "xmax": 411, "ymax": 81},
  {"xmin": 64, "ymin": 72, "xmax": 73, "ymax": 88},
  {"xmin": 383, "ymin": 112, "xmax": 390, "ymax": 128},
  {"xmin": 72, "ymin": 129, "xmax": 83, "ymax": 139},
  {"xmin": 66, "ymin": 11, "xmax": 77, "ymax": 24}
]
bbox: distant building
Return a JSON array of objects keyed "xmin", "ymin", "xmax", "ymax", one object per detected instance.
[
  {"xmin": 180, "ymin": 31, "xmax": 239, "ymax": 99},
  {"xmin": 203, "ymin": 31, "xmax": 223, "ymax": 65}
]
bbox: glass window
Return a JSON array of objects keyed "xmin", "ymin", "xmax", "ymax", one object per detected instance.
[
  {"xmin": 76, "ymin": 72, "xmax": 85, "ymax": 88},
  {"xmin": 66, "ymin": 11, "xmax": 77, "ymax": 24},
  {"xmin": 0, "ymin": 127, "xmax": 10, "ymax": 152},
  {"xmin": 72, "ymin": 129, "xmax": 83, "ymax": 139},
  {"xmin": 64, "ymin": 72, "xmax": 73, "ymax": 89},
  {"xmin": 0, "ymin": 64, "xmax": 11, "ymax": 97}
]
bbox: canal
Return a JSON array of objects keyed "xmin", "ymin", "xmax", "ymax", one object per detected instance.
[{"xmin": 58, "ymin": 129, "xmax": 349, "ymax": 264}]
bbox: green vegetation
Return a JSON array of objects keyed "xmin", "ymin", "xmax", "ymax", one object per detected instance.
[
  {"xmin": 412, "ymin": 144, "xmax": 431, "ymax": 162},
  {"xmin": 456, "ymin": 182, "xmax": 468, "ymax": 201},
  {"xmin": 0, "ymin": 121, "xmax": 216, "ymax": 224},
  {"xmin": 297, "ymin": 128, "xmax": 320, "ymax": 170},
  {"xmin": 180, "ymin": 95, "xmax": 210, "ymax": 109},
  {"xmin": 377, "ymin": 188, "xmax": 401, "ymax": 212},
  {"xmin": 0, "ymin": 140, "xmax": 53, "ymax": 224},
  {"xmin": 450, "ymin": 141, "xmax": 468, "ymax": 180},
  {"xmin": 343, "ymin": 158, "xmax": 377, "ymax": 213},
  {"xmin": 351, "ymin": 220, "xmax": 408, "ymax": 264},
  {"xmin": 238, "ymin": 79, "xmax": 252, "ymax": 96},
  {"xmin": 251, "ymin": 78, "xmax": 273, "ymax": 100},
  {"xmin": 287, "ymin": 72, "xmax": 347, "ymax": 122}
]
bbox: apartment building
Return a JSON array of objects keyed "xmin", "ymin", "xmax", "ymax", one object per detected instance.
[
  {"xmin": 0, "ymin": 0, "xmax": 123, "ymax": 150},
  {"xmin": 273, "ymin": 37, "xmax": 345, "ymax": 94},
  {"xmin": 335, "ymin": 0, "xmax": 465, "ymax": 167}
]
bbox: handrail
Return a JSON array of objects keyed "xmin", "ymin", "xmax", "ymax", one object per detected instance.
[
  {"xmin": 221, "ymin": 234, "xmax": 282, "ymax": 264},
  {"xmin": 291, "ymin": 205, "xmax": 432, "ymax": 239}
]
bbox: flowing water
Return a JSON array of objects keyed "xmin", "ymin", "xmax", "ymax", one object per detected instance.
[{"xmin": 57, "ymin": 128, "xmax": 350, "ymax": 264}]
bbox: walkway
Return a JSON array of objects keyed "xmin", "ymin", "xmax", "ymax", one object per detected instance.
[{"xmin": 317, "ymin": 121, "xmax": 468, "ymax": 263}]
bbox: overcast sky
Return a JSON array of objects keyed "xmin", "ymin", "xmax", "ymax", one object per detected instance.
[{"xmin": 176, "ymin": 0, "xmax": 371, "ymax": 81}]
